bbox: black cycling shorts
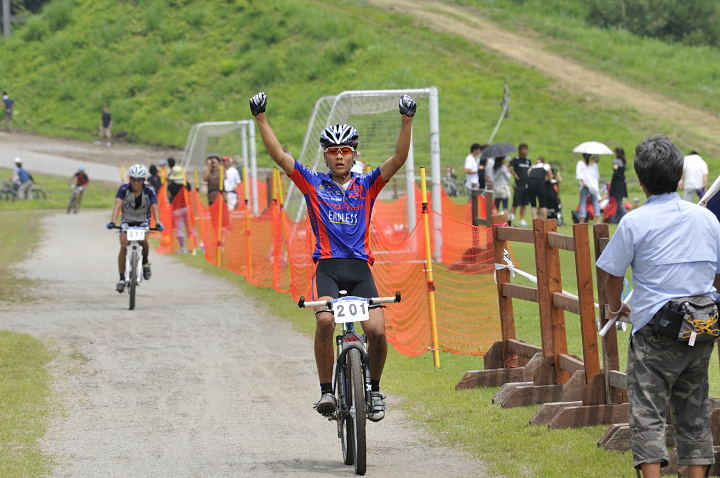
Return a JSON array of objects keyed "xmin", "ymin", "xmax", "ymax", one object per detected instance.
[
  {"xmin": 526, "ymin": 180, "xmax": 546, "ymax": 208},
  {"xmin": 313, "ymin": 258, "xmax": 379, "ymax": 301},
  {"xmin": 512, "ymin": 182, "xmax": 529, "ymax": 207}
]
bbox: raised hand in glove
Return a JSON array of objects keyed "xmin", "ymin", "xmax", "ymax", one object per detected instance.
[
  {"xmin": 399, "ymin": 94, "xmax": 416, "ymax": 117},
  {"xmin": 249, "ymin": 92, "xmax": 267, "ymax": 116}
]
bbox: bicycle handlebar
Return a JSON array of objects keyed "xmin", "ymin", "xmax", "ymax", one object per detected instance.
[
  {"xmin": 108, "ymin": 225, "xmax": 163, "ymax": 231},
  {"xmin": 298, "ymin": 291, "xmax": 401, "ymax": 309}
]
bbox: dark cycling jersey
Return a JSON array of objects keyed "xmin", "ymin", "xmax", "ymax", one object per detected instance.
[
  {"xmin": 289, "ymin": 159, "xmax": 386, "ymax": 264},
  {"xmin": 115, "ymin": 183, "xmax": 157, "ymax": 224},
  {"xmin": 74, "ymin": 172, "xmax": 89, "ymax": 187}
]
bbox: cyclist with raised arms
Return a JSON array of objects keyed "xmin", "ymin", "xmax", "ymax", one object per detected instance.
[
  {"xmin": 106, "ymin": 164, "xmax": 163, "ymax": 293},
  {"xmin": 250, "ymin": 91, "xmax": 416, "ymax": 421}
]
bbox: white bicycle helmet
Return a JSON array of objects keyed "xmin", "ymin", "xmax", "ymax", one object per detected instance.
[
  {"xmin": 320, "ymin": 124, "xmax": 359, "ymax": 149},
  {"xmin": 127, "ymin": 164, "xmax": 149, "ymax": 179}
]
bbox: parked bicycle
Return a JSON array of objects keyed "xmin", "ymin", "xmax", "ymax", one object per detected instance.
[
  {"xmin": 67, "ymin": 185, "xmax": 86, "ymax": 214},
  {"xmin": 108, "ymin": 224, "xmax": 160, "ymax": 310},
  {"xmin": 0, "ymin": 180, "xmax": 46, "ymax": 201},
  {"xmin": 298, "ymin": 290, "xmax": 401, "ymax": 476}
]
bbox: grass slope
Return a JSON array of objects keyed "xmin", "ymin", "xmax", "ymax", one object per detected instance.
[
  {"xmin": 0, "ymin": 0, "xmax": 714, "ymax": 181},
  {"xmin": 0, "ymin": 211, "xmax": 52, "ymax": 476}
]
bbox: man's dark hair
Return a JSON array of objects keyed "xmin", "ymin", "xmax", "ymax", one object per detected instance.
[
  {"xmin": 167, "ymin": 157, "xmax": 175, "ymax": 168},
  {"xmin": 518, "ymin": 142, "xmax": 528, "ymax": 151},
  {"xmin": 689, "ymin": 150, "xmax": 699, "ymax": 155},
  {"xmin": 2, "ymin": 92, "xmax": 6, "ymax": 95},
  {"xmin": 634, "ymin": 135, "xmax": 684, "ymax": 195},
  {"xmin": 470, "ymin": 143, "xmax": 482, "ymax": 153}
]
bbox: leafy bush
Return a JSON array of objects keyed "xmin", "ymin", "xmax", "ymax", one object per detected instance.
[{"xmin": 585, "ymin": 0, "xmax": 720, "ymax": 46}]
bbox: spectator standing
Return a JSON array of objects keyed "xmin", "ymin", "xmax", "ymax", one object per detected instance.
[
  {"xmin": 464, "ymin": 143, "xmax": 482, "ymax": 194},
  {"xmin": 488, "ymin": 156, "xmax": 511, "ymax": 214},
  {"xmin": 477, "ymin": 157, "xmax": 489, "ymax": 190},
  {"xmin": 527, "ymin": 155, "xmax": 551, "ymax": 219},
  {"xmin": 167, "ymin": 166, "xmax": 193, "ymax": 253},
  {"xmin": 99, "ymin": 105, "xmax": 112, "ymax": 146},
  {"xmin": 681, "ymin": 151, "xmax": 708, "ymax": 202},
  {"xmin": 147, "ymin": 164, "xmax": 162, "ymax": 192},
  {"xmin": 575, "ymin": 153, "xmax": 601, "ymax": 224},
  {"xmin": 2, "ymin": 92, "xmax": 14, "ymax": 131},
  {"xmin": 204, "ymin": 155, "xmax": 222, "ymax": 205},
  {"xmin": 12, "ymin": 158, "xmax": 33, "ymax": 199},
  {"xmin": 222, "ymin": 156, "xmax": 241, "ymax": 210},
  {"xmin": 597, "ymin": 135, "xmax": 719, "ymax": 478},
  {"xmin": 509, "ymin": 143, "xmax": 532, "ymax": 226},
  {"xmin": 609, "ymin": 147, "xmax": 628, "ymax": 223}
]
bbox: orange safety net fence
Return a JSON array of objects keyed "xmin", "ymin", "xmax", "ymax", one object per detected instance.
[{"xmin": 156, "ymin": 179, "xmax": 501, "ymax": 357}]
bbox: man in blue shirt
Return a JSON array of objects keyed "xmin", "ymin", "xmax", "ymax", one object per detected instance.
[
  {"xmin": 2, "ymin": 92, "xmax": 14, "ymax": 131},
  {"xmin": 597, "ymin": 135, "xmax": 720, "ymax": 478},
  {"xmin": 12, "ymin": 158, "xmax": 33, "ymax": 199},
  {"xmin": 250, "ymin": 91, "xmax": 416, "ymax": 420}
]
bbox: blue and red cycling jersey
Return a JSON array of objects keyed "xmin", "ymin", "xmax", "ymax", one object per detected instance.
[{"xmin": 289, "ymin": 159, "xmax": 386, "ymax": 264}]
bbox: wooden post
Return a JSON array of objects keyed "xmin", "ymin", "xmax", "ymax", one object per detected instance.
[
  {"xmin": 573, "ymin": 223, "xmax": 600, "ymax": 380},
  {"xmin": 493, "ymin": 224, "xmax": 515, "ymax": 361},
  {"xmin": 533, "ymin": 218, "xmax": 568, "ymax": 384}
]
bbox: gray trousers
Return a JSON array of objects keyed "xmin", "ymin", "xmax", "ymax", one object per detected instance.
[
  {"xmin": 627, "ymin": 326, "xmax": 715, "ymax": 469},
  {"xmin": 18, "ymin": 181, "xmax": 32, "ymax": 199}
]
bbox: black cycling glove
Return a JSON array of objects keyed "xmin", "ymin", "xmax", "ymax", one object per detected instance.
[
  {"xmin": 399, "ymin": 94, "xmax": 416, "ymax": 117},
  {"xmin": 249, "ymin": 92, "xmax": 267, "ymax": 116}
]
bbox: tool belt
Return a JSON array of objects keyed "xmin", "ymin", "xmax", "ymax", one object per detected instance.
[{"xmin": 651, "ymin": 296, "xmax": 720, "ymax": 346}]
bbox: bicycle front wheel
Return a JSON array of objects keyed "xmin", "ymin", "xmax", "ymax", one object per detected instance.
[
  {"xmin": 129, "ymin": 251, "xmax": 138, "ymax": 310},
  {"xmin": 348, "ymin": 348, "xmax": 366, "ymax": 475},
  {"xmin": 67, "ymin": 194, "xmax": 76, "ymax": 214}
]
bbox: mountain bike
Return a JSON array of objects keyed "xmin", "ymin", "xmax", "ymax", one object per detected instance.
[
  {"xmin": 109, "ymin": 224, "xmax": 160, "ymax": 310},
  {"xmin": 298, "ymin": 290, "xmax": 401, "ymax": 476},
  {"xmin": 67, "ymin": 185, "xmax": 85, "ymax": 214}
]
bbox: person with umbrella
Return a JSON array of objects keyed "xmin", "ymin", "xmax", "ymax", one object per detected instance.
[
  {"xmin": 574, "ymin": 141, "xmax": 612, "ymax": 224},
  {"xmin": 464, "ymin": 143, "xmax": 482, "ymax": 195}
]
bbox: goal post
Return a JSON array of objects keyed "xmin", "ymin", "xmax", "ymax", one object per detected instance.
[
  {"xmin": 181, "ymin": 120, "xmax": 259, "ymax": 216},
  {"xmin": 284, "ymin": 87, "xmax": 442, "ymax": 260}
]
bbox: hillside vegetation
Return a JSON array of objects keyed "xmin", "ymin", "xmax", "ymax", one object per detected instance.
[{"xmin": 0, "ymin": 0, "xmax": 716, "ymax": 179}]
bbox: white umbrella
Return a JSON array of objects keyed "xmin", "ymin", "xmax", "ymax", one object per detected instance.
[{"xmin": 573, "ymin": 141, "xmax": 614, "ymax": 155}]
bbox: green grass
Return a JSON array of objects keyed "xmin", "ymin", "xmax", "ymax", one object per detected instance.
[
  {"xmin": 450, "ymin": 0, "xmax": 720, "ymax": 118},
  {"xmin": 173, "ymin": 238, "xmax": 719, "ymax": 477},
  {"xmin": 0, "ymin": 168, "xmax": 116, "ymax": 211},
  {"xmin": 0, "ymin": 0, "xmax": 716, "ymax": 181},
  {"xmin": 0, "ymin": 211, "xmax": 52, "ymax": 476}
]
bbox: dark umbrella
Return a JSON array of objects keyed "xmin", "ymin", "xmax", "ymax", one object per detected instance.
[{"xmin": 481, "ymin": 142, "xmax": 516, "ymax": 160}]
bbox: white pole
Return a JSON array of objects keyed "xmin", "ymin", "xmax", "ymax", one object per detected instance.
[
  {"xmin": 405, "ymin": 132, "xmax": 416, "ymax": 231},
  {"xmin": 241, "ymin": 123, "xmax": 250, "ymax": 201},
  {"xmin": 248, "ymin": 121, "xmax": 259, "ymax": 216},
  {"xmin": 428, "ymin": 86, "xmax": 442, "ymax": 262},
  {"xmin": 2, "ymin": 0, "xmax": 10, "ymax": 37}
]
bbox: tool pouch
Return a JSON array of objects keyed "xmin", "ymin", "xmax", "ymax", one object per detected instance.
[{"xmin": 652, "ymin": 296, "xmax": 719, "ymax": 346}]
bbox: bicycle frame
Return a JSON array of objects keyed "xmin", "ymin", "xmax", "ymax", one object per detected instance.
[
  {"xmin": 124, "ymin": 231, "xmax": 146, "ymax": 287},
  {"xmin": 334, "ymin": 321, "xmax": 372, "ymax": 421}
]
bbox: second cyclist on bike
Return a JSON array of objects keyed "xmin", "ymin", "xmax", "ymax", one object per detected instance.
[
  {"xmin": 106, "ymin": 164, "xmax": 163, "ymax": 293},
  {"xmin": 250, "ymin": 91, "xmax": 416, "ymax": 422}
]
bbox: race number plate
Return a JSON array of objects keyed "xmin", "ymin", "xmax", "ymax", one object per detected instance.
[
  {"xmin": 333, "ymin": 298, "xmax": 370, "ymax": 324},
  {"xmin": 126, "ymin": 228, "xmax": 147, "ymax": 241}
]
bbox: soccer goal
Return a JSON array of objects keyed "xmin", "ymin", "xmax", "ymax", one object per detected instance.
[
  {"xmin": 284, "ymin": 87, "xmax": 442, "ymax": 259},
  {"xmin": 181, "ymin": 120, "xmax": 259, "ymax": 216}
]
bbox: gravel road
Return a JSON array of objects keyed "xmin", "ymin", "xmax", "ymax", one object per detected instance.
[{"xmin": 0, "ymin": 211, "xmax": 489, "ymax": 477}]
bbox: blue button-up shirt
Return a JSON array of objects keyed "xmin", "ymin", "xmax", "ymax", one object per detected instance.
[{"xmin": 596, "ymin": 192, "xmax": 720, "ymax": 333}]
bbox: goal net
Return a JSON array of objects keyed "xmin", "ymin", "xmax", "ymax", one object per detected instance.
[
  {"xmin": 181, "ymin": 121, "xmax": 259, "ymax": 215},
  {"xmin": 284, "ymin": 88, "xmax": 442, "ymax": 259}
]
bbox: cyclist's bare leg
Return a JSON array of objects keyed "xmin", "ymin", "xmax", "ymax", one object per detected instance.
[
  {"xmin": 140, "ymin": 239, "xmax": 149, "ymax": 263},
  {"xmin": 314, "ymin": 300, "xmax": 335, "ymax": 383},
  {"xmin": 362, "ymin": 308, "xmax": 387, "ymax": 382},
  {"xmin": 118, "ymin": 233, "xmax": 128, "ymax": 275}
]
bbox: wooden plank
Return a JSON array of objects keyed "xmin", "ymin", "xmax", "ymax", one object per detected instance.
[
  {"xmin": 608, "ymin": 370, "xmax": 627, "ymax": 390},
  {"xmin": 496, "ymin": 226, "xmax": 535, "ymax": 243},
  {"xmin": 482, "ymin": 341, "xmax": 505, "ymax": 369},
  {"xmin": 455, "ymin": 367, "xmax": 527, "ymax": 389},
  {"xmin": 558, "ymin": 353, "xmax": 585, "ymax": 374},
  {"xmin": 507, "ymin": 339, "xmax": 543, "ymax": 358},
  {"xmin": 552, "ymin": 292, "xmax": 580, "ymax": 314},
  {"xmin": 598, "ymin": 423, "xmax": 675, "ymax": 452},
  {"xmin": 502, "ymin": 283, "xmax": 538, "ymax": 302},
  {"xmin": 573, "ymin": 223, "xmax": 601, "ymax": 380},
  {"xmin": 494, "ymin": 383, "xmax": 566, "ymax": 408},
  {"xmin": 548, "ymin": 403, "xmax": 629, "ymax": 429},
  {"xmin": 547, "ymin": 232, "xmax": 576, "ymax": 251},
  {"xmin": 530, "ymin": 401, "xmax": 583, "ymax": 426},
  {"xmin": 492, "ymin": 213, "xmax": 507, "ymax": 225},
  {"xmin": 493, "ymin": 226, "xmax": 515, "ymax": 357}
]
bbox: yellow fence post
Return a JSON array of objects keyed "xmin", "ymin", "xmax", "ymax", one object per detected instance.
[
  {"xmin": 242, "ymin": 166, "xmax": 253, "ymax": 279},
  {"xmin": 420, "ymin": 167, "xmax": 441, "ymax": 368},
  {"xmin": 216, "ymin": 165, "xmax": 224, "ymax": 266}
]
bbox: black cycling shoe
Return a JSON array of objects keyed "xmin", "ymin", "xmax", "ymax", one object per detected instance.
[
  {"xmin": 142, "ymin": 263, "xmax": 151, "ymax": 280},
  {"xmin": 368, "ymin": 391, "xmax": 386, "ymax": 422},
  {"xmin": 116, "ymin": 280, "xmax": 125, "ymax": 293},
  {"xmin": 314, "ymin": 393, "xmax": 337, "ymax": 416}
]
